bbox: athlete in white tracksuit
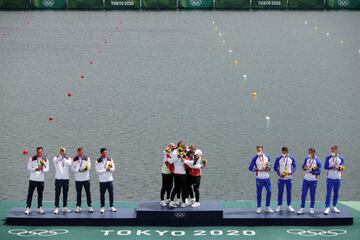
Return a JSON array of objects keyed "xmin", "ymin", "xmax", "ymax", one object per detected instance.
[
  {"xmin": 53, "ymin": 147, "xmax": 72, "ymax": 214},
  {"xmin": 96, "ymin": 148, "xmax": 116, "ymax": 213},
  {"xmin": 25, "ymin": 147, "xmax": 49, "ymax": 214},
  {"xmin": 324, "ymin": 145, "xmax": 345, "ymax": 215},
  {"xmin": 71, "ymin": 147, "xmax": 93, "ymax": 213}
]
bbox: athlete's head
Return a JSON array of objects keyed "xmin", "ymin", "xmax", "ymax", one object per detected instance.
[
  {"xmin": 308, "ymin": 148, "xmax": 316, "ymax": 158},
  {"xmin": 256, "ymin": 146, "xmax": 263, "ymax": 156},
  {"xmin": 36, "ymin": 147, "xmax": 43, "ymax": 157},
  {"xmin": 77, "ymin": 147, "xmax": 83, "ymax": 157},
  {"xmin": 59, "ymin": 146, "xmax": 66, "ymax": 156},
  {"xmin": 281, "ymin": 146, "xmax": 288, "ymax": 157},
  {"xmin": 100, "ymin": 148, "xmax": 107, "ymax": 158},
  {"xmin": 189, "ymin": 144, "xmax": 196, "ymax": 154},
  {"xmin": 330, "ymin": 145, "xmax": 338, "ymax": 156}
]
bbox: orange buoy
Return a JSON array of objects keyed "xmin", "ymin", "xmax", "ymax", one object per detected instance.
[{"xmin": 22, "ymin": 149, "xmax": 29, "ymax": 155}]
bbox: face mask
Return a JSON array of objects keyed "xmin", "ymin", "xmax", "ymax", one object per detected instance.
[
  {"xmin": 330, "ymin": 152, "xmax": 336, "ymax": 157},
  {"xmin": 101, "ymin": 153, "xmax": 107, "ymax": 158},
  {"xmin": 37, "ymin": 152, "xmax": 43, "ymax": 158},
  {"xmin": 257, "ymin": 151, "xmax": 263, "ymax": 156},
  {"xmin": 282, "ymin": 153, "xmax": 287, "ymax": 158}
]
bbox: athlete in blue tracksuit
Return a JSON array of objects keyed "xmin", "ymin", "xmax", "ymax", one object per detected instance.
[
  {"xmin": 297, "ymin": 148, "xmax": 322, "ymax": 215},
  {"xmin": 249, "ymin": 146, "xmax": 274, "ymax": 214},
  {"xmin": 324, "ymin": 145, "xmax": 345, "ymax": 215},
  {"xmin": 273, "ymin": 147, "xmax": 297, "ymax": 212}
]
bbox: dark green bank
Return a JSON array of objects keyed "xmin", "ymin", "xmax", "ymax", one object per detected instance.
[
  {"xmin": 288, "ymin": 0, "xmax": 325, "ymax": 9},
  {"xmin": 215, "ymin": 0, "xmax": 250, "ymax": 10},
  {"xmin": 142, "ymin": 0, "xmax": 177, "ymax": 9},
  {"xmin": 67, "ymin": 0, "xmax": 104, "ymax": 9},
  {"xmin": 0, "ymin": 0, "xmax": 31, "ymax": 9}
]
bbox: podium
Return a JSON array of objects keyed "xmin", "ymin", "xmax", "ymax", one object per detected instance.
[{"xmin": 6, "ymin": 201, "xmax": 354, "ymax": 226}]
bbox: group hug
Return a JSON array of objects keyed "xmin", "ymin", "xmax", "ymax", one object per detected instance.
[
  {"xmin": 160, "ymin": 142, "xmax": 207, "ymax": 208},
  {"xmin": 249, "ymin": 145, "xmax": 345, "ymax": 215}
]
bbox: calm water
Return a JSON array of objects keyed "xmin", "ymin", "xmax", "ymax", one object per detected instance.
[{"xmin": 0, "ymin": 11, "xmax": 359, "ymax": 203}]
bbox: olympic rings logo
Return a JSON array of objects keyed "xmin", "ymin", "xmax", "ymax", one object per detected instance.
[
  {"xmin": 189, "ymin": 0, "xmax": 202, "ymax": 7},
  {"xmin": 337, "ymin": 0, "xmax": 350, "ymax": 7},
  {"xmin": 287, "ymin": 229, "xmax": 347, "ymax": 237},
  {"xmin": 8, "ymin": 229, "xmax": 68, "ymax": 237},
  {"xmin": 42, "ymin": 0, "xmax": 55, "ymax": 7},
  {"xmin": 174, "ymin": 212, "xmax": 186, "ymax": 218}
]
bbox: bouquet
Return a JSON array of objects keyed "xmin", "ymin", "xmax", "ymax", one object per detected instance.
[
  {"xmin": 178, "ymin": 147, "xmax": 186, "ymax": 157},
  {"xmin": 107, "ymin": 162, "xmax": 113, "ymax": 168},
  {"xmin": 312, "ymin": 165, "xmax": 318, "ymax": 171},
  {"xmin": 165, "ymin": 147, "xmax": 171, "ymax": 154},
  {"xmin": 39, "ymin": 159, "xmax": 46, "ymax": 166},
  {"xmin": 84, "ymin": 163, "xmax": 90, "ymax": 171},
  {"xmin": 281, "ymin": 171, "xmax": 288, "ymax": 177},
  {"xmin": 338, "ymin": 165, "xmax": 346, "ymax": 171},
  {"xmin": 201, "ymin": 158, "xmax": 208, "ymax": 165}
]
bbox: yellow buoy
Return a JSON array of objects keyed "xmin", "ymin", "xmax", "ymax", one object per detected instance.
[
  {"xmin": 252, "ymin": 92, "xmax": 257, "ymax": 97},
  {"xmin": 234, "ymin": 60, "xmax": 239, "ymax": 64}
]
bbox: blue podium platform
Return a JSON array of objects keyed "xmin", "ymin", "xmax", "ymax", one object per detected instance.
[{"xmin": 6, "ymin": 201, "xmax": 353, "ymax": 226}]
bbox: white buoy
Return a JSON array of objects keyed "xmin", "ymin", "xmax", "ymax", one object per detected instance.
[
  {"xmin": 265, "ymin": 116, "xmax": 270, "ymax": 121},
  {"xmin": 358, "ymin": 49, "xmax": 360, "ymax": 54},
  {"xmin": 326, "ymin": 33, "xmax": 330, "ymax": 37},
  {"xmin": 219, "ymin": 33, "xmax": 222, "ymax": 37},
  {"xmin": 314, "ymin": 26, "xmax": 318, "ymax": 30},
  {"xmin": 304, "ymin": 21, "xmax": 308, "ymax": 24},
  {"xmin": 212, "ymin": 21, "xmax": 215, "ymax": 25},
  {"xmin": 340, "ymin": 40, "xmax": 344, "ymax": 44},
  {"xmin": 228, "ymin": 49, "xmax": 232, "ymax": 53},
  {"xmin": 222, "ymin": 40, "xmax": 226, "ymax": 44},
  {"xmin": 215, "ymin": 26, "xmax": 218, "ymax": 30},
  {"xmin": 243, "ymin": 74, "xmax": 247, "ymax": 79}
]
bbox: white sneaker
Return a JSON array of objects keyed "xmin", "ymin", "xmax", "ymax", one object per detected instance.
[
  {"xmin": 256, "ymin": 208, "xmax": 262, "ymax": 214},
  {"xmin": 324, "ymin": 207, "xmax": 330, "ymax": 215},
  {"xmin": 62, "ymin": 207, "xmax": 71, "ymax": 213},
  {"xmin": 185, "ymin": 198, "xmax": 189, "ymax": 205},
  {"xmin": 53, "ymin": 208, "xmax": 59, "ymax": 214},
  {"xmin": 100, "ymin": 207, "xmax": 105, "ymax": 213},
  {"xmin": 297, "ymin": 208, "xmax": 305, "ymax": 215},
  {"xmin": 191, "ymin": 202, "xmax": 200, "ymax": 208},
  {"xmin": 265, "ymin": 207, "xmax": 274, "ymax": 213},
  {"xmin": 111, "ymin": 207, "xmax": 117, "ymax": 212},
  {"xmin": 160, "ymin": 200, "xmax": 167, "ymax": 207},
  {"xmin": 75, "ymin": 206, "xmax": 81, "ymax": 213},
  {"xmin": 168, "ymin": 201, "xmax": 177, "ymax": 208},
  {"xmin": 37, "ymin": 207, "xmax": 45, "ymax": 214},
  {"xmin": 180, "ymin": 203, "xmax": 187, "ymax": 208},
  {"xmin": 175, "ymin": 199, "xmax": 181, "ymax": 206},
  {"xmin": 310, "ymin": 208, "xmax": 315, "ymax": 214},
  {"xmin": 24, "ymin": 207, "xmax": 31, "ymax": 215},
  {"xmin": 275, "ymin": 206, "xmax": 282, "ymax": 212},
  {"xmin": 88, "ymin": 207, "xmax": 94, "ymax": 213},
  {"xmin": 165, "ymin": 199, "xmax": 171, "ymax": 204},
  {"xmin": 189, "ymin": 198, "xmax": 196, "ymax": 205},
  {"xmin": 332, "ymin": 206, "xmax": 341, "ymax": 213},
  {"xmin": 288, "ymin": 206, "xmax": 295, "ymax": 212}
]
